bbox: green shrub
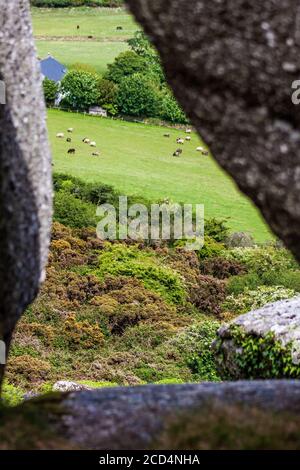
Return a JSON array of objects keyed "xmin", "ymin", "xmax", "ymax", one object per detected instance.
[
  {"xmin": 223, "ymin": 286, "xmax": 295, "ymax": 315},
  {"xmin": 170, "ymin": 321, "xmax": 221, "ymax": 381},
  {"xmin": 205, "ymin": 218, "xmax": 230, "ymax": 243},
  {"xmin": 226, "ymin": 272, "xmax": 261, "ymax": 295},
  {"xmin": 222, "ymin": 246, "xmax": 297, "ymax": 276},
  {"xmin": 198, "ymin": 236, "xmax": 225, "ymax": 260},
  {"xmin": 90, "ymin": 243, "xmax": 186, "ymax": 304},
  {"xmin": 261, "ymin": 270, "xmax": 300, "ymax": 292},
  {"xmin": 54, "ymin": 191, "xmax": 97, "ymax": 228},
  {"xmin": 1, "ymin": 382, "xmax": 24, "ymax": 407}
]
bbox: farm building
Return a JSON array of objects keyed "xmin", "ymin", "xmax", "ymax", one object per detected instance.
[
  {"xmin": 40, "ymin": 55, "xmax": 67, "ymax": 83},
  {"xmin": 89, "ymin": 106, "xmax": 108, "ymax": 117}
]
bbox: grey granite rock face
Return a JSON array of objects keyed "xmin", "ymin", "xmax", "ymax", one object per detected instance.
[
  {"xmin": 214, "ymin": 296, "xmax": 300, "ymax": 377},
  {"xmin": 126, "ymin": 0, "xmax": 300, "ymax": 262},
  {"xmin": 9, "ymin": 381, "xmax": 300, "ymax": 449},
  {"xmin": 0, "ymin": 0, "xmax": 52, "ymax": 384}
]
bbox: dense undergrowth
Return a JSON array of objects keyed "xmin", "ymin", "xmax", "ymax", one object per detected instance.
[{"xmin": 3, "ymin": 174, "xmax": 300, "ymax": 405}]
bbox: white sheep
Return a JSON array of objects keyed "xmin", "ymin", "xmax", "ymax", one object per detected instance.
[
  {"xmin": 83, "ymin": 138, "xmax": 90, "ymax": 144},
  {"xmin": 185, "ymin": 136, "xmax": 191, "ymax": 141},
  {"xmin": 186, "ymin": 129, "xmax": 192, "ymax": 134},
  {"xmin": 56, "ymin": 132, "xmax": 65, "ymax": 138},
  {"xmin": 67, "ymin": 128, "xmax": 74, "ymax": 133},
  {"xmin": 196, "ymin": 146, "xmax": 205, "ymax": 152},
  {"xmin": 90, "ymin": 141, "xmax": 97, "ymax": 147},
  {"xmin": 177, "ymin": 138, "xmax": 184, "ymax": 144}
]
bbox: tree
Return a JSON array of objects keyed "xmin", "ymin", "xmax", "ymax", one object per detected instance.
[
  {"xmin": 117, "ymin": 73, "xmax": 160, "ymax": 117},
  {"xmin": 160, "ymin": 88, "xmax": 188, "ymax": 124},
  {"xmin": 105, "ymin": 51, "xmax": 148, "ymax": 85},
  {"xmin": 97, "ymin": 78, "xmax": 118, "ymax": 115},
  {"xmin": 60, "ymin": 70, "xmax": 99, "ymax": 111},
  {"xmin": 128, "ymin": 31, "xmax": 165, "ymax": 83},
  {"xmin": 43, "ymin": 78, "xmax": 58, "ymax": 106}
]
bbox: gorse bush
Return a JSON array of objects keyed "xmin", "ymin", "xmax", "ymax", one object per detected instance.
[{"xmin": 54, "ymin": 191, "xmax": 97, "ymax": 228}]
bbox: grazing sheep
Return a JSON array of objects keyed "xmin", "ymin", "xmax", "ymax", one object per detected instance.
[
  {"xmin": 66, "ymin": 138, "xmax": 72, "ymax": 143},
  {"xmin": 90, "ymin": 141, "xmax": 96, "ymax": 147},
  {"xmin": 116, "ymin": 26, "xmax": 123, "ymax": 30},
  {"xmin": 202, "ymin": 150, "xmax": 209, "ymax": 156},
  {"xmin": 173, "ymin": 151, "xmax": 180, "ymax": 157},
  {"xmin": 186, "ymin": 129, "xmax": 192, "ymax": 134},
  {"xmin": 164, "ymin": 133, "xmax": 170, "ymax": 138},
  {"xmin": 185, "ymin": 136, "xmax": 191, "ymax": 141},
  {"xmin": 67, "ymin": 148, "xmax": 76, "ymax": 155},
  {"xmin": 177, "ymin": 138, "xmax": 184, "ymax": 144},
  {"xmin": 56, "ymin": 132, "xmax": 64, "ymax": 138},
  {"xmin": 92, "ymin": 152, "xmax": 100, "ymax": 157},
  {"xmin": 88, "ymin": 35, "xmax": 93, "ymax": 39},
  {"xmin": 77, "ymin": 25, "xmax": 80, "ymax": 30},
  {"xmin": 83, "ymin": 138, "xmax": 90, "ymax": 144},
  {"xmin": 67, "ymin": 128, "xmax": 73, "ymax": 133},
  {"xmin": 196, "ymin": 146, "xmax": 205, "ymax": 152}
]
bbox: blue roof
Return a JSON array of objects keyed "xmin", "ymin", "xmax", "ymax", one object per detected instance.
[{"xmin": 40, "ymin": 56, "xmax": 67, "ymax": 82}]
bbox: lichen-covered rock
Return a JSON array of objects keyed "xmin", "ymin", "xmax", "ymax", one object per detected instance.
[
  {"xmin": 213, "ymin": 296, "xmax": 300, "ymax": 379},
  {"xmin": 0, "ymin": 0, "xmax": 52, "ymax": 385},
  {"xmin": 53, "ymin": 381, "xmax": 92, "ymax": 393}
]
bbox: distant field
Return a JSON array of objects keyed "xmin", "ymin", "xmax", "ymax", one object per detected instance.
[
  {"xmin": 48, "ymin": 109, "xmax": 271, "ymax": 241},
  {"xmin": 36, "ymin": 40, "xmax": 128, "ymax": 75},
  {"xmin": 31, "ymin": 7, "xmax": 139, "ymax": 39},
  {"xmin": 32, "ymin": 7, "xmax": 137, "ymax": 74}
]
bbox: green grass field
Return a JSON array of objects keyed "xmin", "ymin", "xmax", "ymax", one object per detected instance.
[
  {"xmin": 36, "ymin": 40, "xmax": 128, "ymax": 75},
  {"xmin": 32, "ymin": 7, "xmax": 138, "ymax": 39},
  {"xmin": 32, "ymin": 7, "xmax": 137, "ymax": 74},
  {"xmin": 48, "ymin": 109, "xmax": 271, "ymax": 241}
]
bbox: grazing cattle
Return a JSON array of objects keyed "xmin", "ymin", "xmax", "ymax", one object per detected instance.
[
  {"xmin": 67, "ymin": 148, "xmax": 76, "ymax": 155},
  {"xmin": 185, "ymin": 136, "xmax": 191, "ymax": 141},
  {"xmin": 66, "ymin": 138, "xmax": 72, "ymax": 143},
  {"xmin": 67, "ymin": 128, "xmax": 73, "ymax": 133},
  {"xmin": 177, "ymin": 138, "xmax": 184, "ymax": 144},
  {"xmin": 56, "ymin": 132, "xmax": 64, "ymax": 138},
  {"xmin": 83, "ymin": 138, "xmax": 90, "ymax": 144},
  {"xmin": 92, "ymin": 152, "xmax": 100, "ymax": 157},
  {"xmin": 186, "ymin": 129, "xmax": 192, "ymax": 134},
  {"xmin": 90, "ymin": 141, "xmax": 96, "ymax": 147},
  {"xmin": 164, "ymin": 133, "xmax": 170, "ymax": 138}
]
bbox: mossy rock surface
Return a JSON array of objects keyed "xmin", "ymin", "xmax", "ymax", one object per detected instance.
[{"xmin": 213, "ymin": 296, "xmax": 300, "ymax": 379}]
